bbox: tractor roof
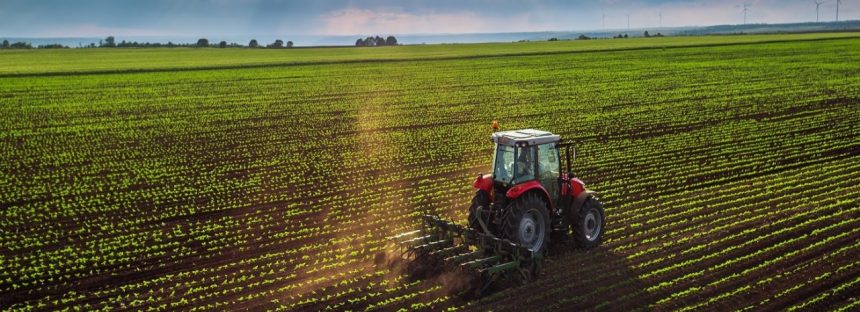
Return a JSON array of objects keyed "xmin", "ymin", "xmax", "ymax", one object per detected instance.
[{"xmin": 492, "ymin": 129, "xmax": 560, "ymax": 146}]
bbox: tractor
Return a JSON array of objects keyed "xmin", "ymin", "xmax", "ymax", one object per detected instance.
[
  {"xmin": 469, "ymin": 128, "xmax": 605, "ymax": 254},
  {"xmin": 389, "ymin": 126, "xmax": 605, "ymax": 295}
]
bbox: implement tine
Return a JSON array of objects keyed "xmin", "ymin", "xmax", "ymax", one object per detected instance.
[
  {"xmin": 413, "ymin": 239, "xmax": 452, "ymax": 252},
  {"xmin": 389, "ymin": 229, "xmax": 423, "ymax": 243},
  {"xmin": 462, "ymin": 255, "xmax": 501, "ymax": 269},
  {"xmin": 445, "ymin": 250, "xmax": 482, "ymax": 264},
  {"xmin": 400, "ymin": 235, "xmax": 434, "ymax": 246},
  {"xmin": 430, "ymin": 245, "xmax": 467, "ymax": 257},
  {"xmin": 482, "ymin": 260, "xmax": 519, "ymax": 275}
]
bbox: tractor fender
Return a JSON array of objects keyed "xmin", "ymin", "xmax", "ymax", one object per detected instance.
[
  {"xmin": 563, "ymin": 177, "xmax": 586, "ymax": 197},
  {"xmin": 473, "ymin": 174, "xmax": 493, "ymax": 193},
  {"xmin": 506, "ymin": 180, "xmax": 553, "ymax": 210},
  {"xmin": 572, "ymin": 190, "xmax": 597, "ymax": 213}
]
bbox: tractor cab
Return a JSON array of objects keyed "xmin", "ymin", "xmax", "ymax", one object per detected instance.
[{"xmin": 490, "ymin": 129, "xmax": 562, "ymax": 206}]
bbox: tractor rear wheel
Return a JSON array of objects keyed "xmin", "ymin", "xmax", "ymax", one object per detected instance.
[
  {"xmin": 503, "ymin": 193, "xmax": 550, "ymax": 255},
  {"xmin": 571, "ymin": 197, "xmax": 605, "ymax": 248},
  {"xmin": 468, "ymin": 190, "xmax": 490, "ymax": 233}
]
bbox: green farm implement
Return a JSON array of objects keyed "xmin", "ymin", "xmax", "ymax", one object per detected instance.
[{"xmin": 390, "ymin": 215, "xmax": 541, "ymax": 296}]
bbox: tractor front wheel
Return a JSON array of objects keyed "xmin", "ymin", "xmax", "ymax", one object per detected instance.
[
  {"xmin": 571, "ymin": 197, "xmax": 605, "ymax": 248},
  {"xmin": 503, "ymin": 193, "xmax": 550, "ymax": 255}
]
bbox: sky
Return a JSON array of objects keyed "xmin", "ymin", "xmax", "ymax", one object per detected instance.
[{"xmin": 0, "ymin": 0, "xmax": 856, "ymax": 37}]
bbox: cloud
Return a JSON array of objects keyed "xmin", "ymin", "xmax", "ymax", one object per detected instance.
[
  {"xmin": 0, "ymin": 0, "xmax": 858, "ymax": 37},
  {"xmin": 37, "ymin": 23, "xmax": 176, "ymax": 37},
  {"xmin": 318, "ymin": 7, "xmax": 553, "ymax": 35},
  {"xmin": 596, "ymin": 0, "xmax": 856, "ymax": 29}
]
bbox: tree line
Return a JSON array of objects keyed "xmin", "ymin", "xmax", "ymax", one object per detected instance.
[
  {"xmin": 355, "ymin": 36, "xmax": 398, "ymax": 47},
  {"xmin": 1, "ymin": 40, "xmax": 69, "ymax": 49},
  {"xmin": 0, "ymin": 36, "xmax": 299, "ymax": 49},
  {"xmin": 99, "ymin": 36, "xmax": 295, "ymax": 48}
]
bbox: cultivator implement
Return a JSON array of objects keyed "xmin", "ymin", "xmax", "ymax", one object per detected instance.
[{"xmin": 389, "ymin": 215, "xmax": 542, "ymax": 296}]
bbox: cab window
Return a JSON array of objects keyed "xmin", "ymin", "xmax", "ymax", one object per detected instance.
[{"xmin": 537, "ymin": 143, "xmax": 558, "ymax": 179}]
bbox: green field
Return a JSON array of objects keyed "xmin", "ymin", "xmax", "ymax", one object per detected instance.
[
  {"xmin": 1, "ymin": 32, "xmax": 858, "ymax": 75},
  {"xmin": 1, "ymin": 33, "xmax": 859, "ymax": 311}
]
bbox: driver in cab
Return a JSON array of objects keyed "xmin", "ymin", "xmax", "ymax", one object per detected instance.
[{"xmin": 515, "ymin": 148, "xmax": 535, "ymax": 182}]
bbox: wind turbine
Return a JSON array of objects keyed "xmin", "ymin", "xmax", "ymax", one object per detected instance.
[
  {"xmin": 836, "ymin": 0, "xmax": 842, "ymax": 21},
  {"xmin": 627, "ymin": 13, "xmax": 631, "ymax": 31},
  {"xmin": 815, "ymin": 0, "xmax": 825, "ymax": 22},
  {"xmin": 602, "ymin": 12, "xmax": 606, "ymax": 30},
  {"xmin": 659, "ymin": 12, "xmax": 663, "ymax": 28},
  {"xmin": 743, "ymin": 3, "xmax": 750, "ymax": 25}
]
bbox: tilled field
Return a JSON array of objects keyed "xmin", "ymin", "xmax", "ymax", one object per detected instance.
[{"xmin": 1, "ymin": 34, "xmax": 859, "ymax": 311}]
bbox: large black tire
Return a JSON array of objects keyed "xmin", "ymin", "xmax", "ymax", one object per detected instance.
[
  {"xmin": 571, "ymin": 197, "xmax": 605, "ymax": 248},
  {"xmin": 502, "ymin": 193, "xmax": 551, "ymax": 255},
  {"xmin": 468, "ymin": 190, "xmax": 490, "ymax": 232}
]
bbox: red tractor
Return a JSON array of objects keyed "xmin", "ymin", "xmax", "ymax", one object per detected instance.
[
  {"xmin": 469, "ymin": 128, "xmax": 605, "ymax": 255},
  {"xmin": 390, "ymin": 128, "xmax": 605, "ymax": 293}
]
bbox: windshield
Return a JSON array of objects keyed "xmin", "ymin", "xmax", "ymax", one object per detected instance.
[
  {"xmin": 493, "ymin": 144, "xmax": 516, "ymax": 183},
  {"xmin": 493, "ymin": 144, "xmax": 536, "ymax": 184}
]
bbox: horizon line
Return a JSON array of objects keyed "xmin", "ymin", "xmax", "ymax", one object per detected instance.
[{"xmin": 4, "ymin": 19, "xmax": 859, "ymax": 39}]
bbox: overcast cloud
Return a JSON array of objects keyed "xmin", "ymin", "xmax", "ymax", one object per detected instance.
[{"xmin": 0, "ymin": 0, "xmax": 856, "ymax": 37}]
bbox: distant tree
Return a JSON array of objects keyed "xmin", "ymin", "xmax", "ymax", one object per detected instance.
[
  {"xmin": 656, "ymin": 32, "xmax": 664, "ymax": 37},
  {"xmin": 102, "ymin": 36, "xmax": 116, "ymax": 47},
  {"xmin": 577, "ymin": 34, "xmax": 591, "ymax": 40},
  {"xmin": 219, "ymin": 41, "xmax": 227, "ymax": 48},
  {"xmin": 10, "ymin": 41, "xmax": 32, "ymax": 49},
  {"xmin": 355, "ymin": 35, "xmax": 401, "ymax": 47},
  {"xmin": 624, "ymin": 34, "xmax": 628, "ymax": 38},
  {"xmin": 548, "ymin": 37, "xmax": 559, "ymax": 41},
  {"xmin": 196, "ymin": 38, "xmax": 209, "ymax": 47},
  {"xmin": 268, "ymin": 39, "xmax": 284, "ymax": 48},
  {"xmin": 286, "ymin": 41, "xmax": 293, "ymax": 48},
  {"xmin": 38, "ymin": 43, "xmax": 68, "ymax": 49},
  {"xmin": 644, "ymin": 30, "xmax": 650, "ymax": 37},
  {"xmin": 249, "ymin": 39, "xmax": 259, "ymax": 48},
  {"xmin": 1, "ymin": 40, "xmax": 8, "ymax": 48}
]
